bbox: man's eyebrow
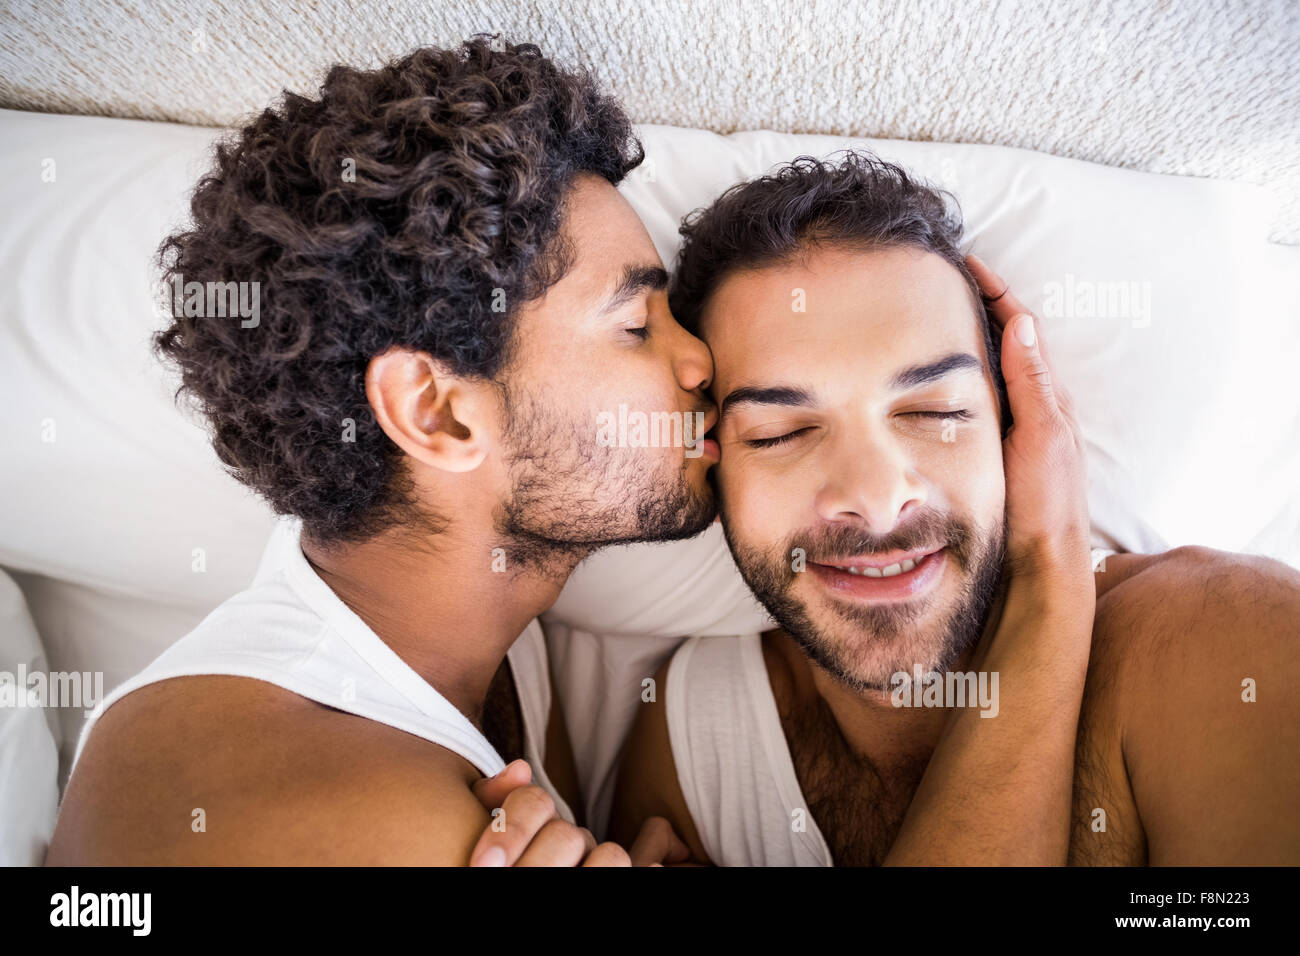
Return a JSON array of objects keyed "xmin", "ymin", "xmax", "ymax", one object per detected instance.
[
  {"xmin": 720, "ymin": 385, "xmax": 818, "ymax": 420},
  {"xmin": 888, "ymin": 352, "xmax": 985, "ymax": 391},
  {"xmin": 598, "ymin": 263, "xmax": 669, "ymax": 315},
  {"xmin": 719, "ymin": 354, "xmax": 983, "ymax": 420}
]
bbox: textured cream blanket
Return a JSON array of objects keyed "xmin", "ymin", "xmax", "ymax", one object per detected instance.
[{"xmin": 0, "ymin": 0, "xmax": 1296, "ymax": 242}]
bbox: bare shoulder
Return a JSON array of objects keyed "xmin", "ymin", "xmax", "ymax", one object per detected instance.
[
  {"xmin": 607, "ymin": 653, "xmax": 711, "ymax": 863},
  {"xmin": 1092, "ymin": 545, "xmax": 1300, "ymax": 663},
  {"xmin": 46, "ymin": 675, "xmax": 490, "ymax": 865},
  {"xmin": 1088, "ymin": 546, "xmax": 1300, "ymax": 863}
]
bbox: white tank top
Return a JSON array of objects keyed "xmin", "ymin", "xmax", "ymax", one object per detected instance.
[
  {"xmin": 69, "ymin": 517, "xmax": 574, "ymax": 824},
  {"xmin": 541, "ymin": 521, "xmax": 776, "ymax": 837},
  {"xmin": 666, "ymin": 633, "xmax": 832, "ymax": 866}
]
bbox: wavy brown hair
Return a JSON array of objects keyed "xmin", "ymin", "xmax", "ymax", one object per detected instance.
[
  {"xmin": 668, "ymin": 152, "xmax": 1010, "ymax": 433},
  {"xmin": 156, "ymin": 36, "xmax": 644, "ymax": 543}
]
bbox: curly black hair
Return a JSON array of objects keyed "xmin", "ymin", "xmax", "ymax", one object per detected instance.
[
  {"xmin": 156, "ymin": 36, "xmax": 644, "ymax": 543},
  {"xmin": 667, "ymin": 152, "xmax": 1010, "ymax": 432}
]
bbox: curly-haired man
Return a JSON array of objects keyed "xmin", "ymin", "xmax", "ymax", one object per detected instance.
[{"xmin": 49, "ymin": 37, "xmax": 717, "ymax": 865}]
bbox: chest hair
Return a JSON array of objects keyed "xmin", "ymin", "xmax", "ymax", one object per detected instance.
[{"xmin": 779, "ymin": 691, "xmax": 932, "ymax": 866}]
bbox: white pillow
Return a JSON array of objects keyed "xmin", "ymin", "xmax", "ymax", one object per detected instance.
[
  {"xmin": 0, "ymin": 110, "xmax": 276, "ymax": 611},
  {"xmin": 0, "ymin": 568, "xmax": 61, "ymax": 865}
]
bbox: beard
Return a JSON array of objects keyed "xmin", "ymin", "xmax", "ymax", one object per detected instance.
[
  {"xmin": 491, "ymin": 380, "xmax": 716, "ymax": 576},
  {"xmin": 722, "ymin": 503, "xmax": 1007, "ymax": 693}
]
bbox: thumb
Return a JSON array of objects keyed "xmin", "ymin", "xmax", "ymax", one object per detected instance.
[
  {"xmin": 471, "ymin": 758, "xmax": 533, "ymax": 811},
  {"xmin": 999, "ymin": 313, "xmax": 1059, "ymax": 431}
]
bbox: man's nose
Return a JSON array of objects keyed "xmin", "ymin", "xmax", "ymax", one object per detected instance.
[
  {"xmin": 812, "ymin": 425, "xmax": 927, "ymax": 533},
  {"xmin": 669, "ymin": 315, "xmax": 713, "ymax": 393}
]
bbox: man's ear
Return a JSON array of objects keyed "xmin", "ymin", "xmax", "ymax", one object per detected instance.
[{"xmin": 365, "ymin": 348, "xmax": 497, "ymax": 474}]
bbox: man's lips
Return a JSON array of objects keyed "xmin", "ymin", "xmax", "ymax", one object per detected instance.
[
  {"xmin": 812, "ymin": 545, "xmax": 944, "ymax": 573},
  {"xmin": 694, "ymin": 407, "xmax": 719, "ymax": 461},
  {"xmin": 697, "ymin": 437, "xmax": 720, "ymax": 461},
  {"xmin": 807, "ymin": 547, "xmax": 948, "ymax": 602}
]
